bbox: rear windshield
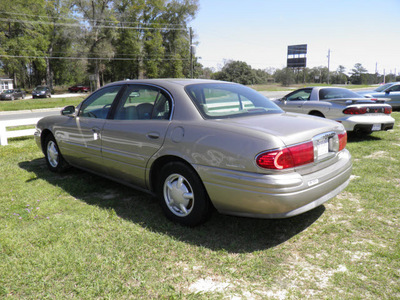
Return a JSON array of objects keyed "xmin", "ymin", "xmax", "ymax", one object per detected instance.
[
  {"xmin": 319, "ymin": 88, "xmax": 363, "ymax": 100},
  {"xmin": 185, "ymin": 83, "xmax": 282, "ymax": 119}
]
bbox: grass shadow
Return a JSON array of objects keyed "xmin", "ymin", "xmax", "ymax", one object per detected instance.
[
  {"xmin": 19, "ymin": 158, "xmax": 325, "ymax": 253},
  {"xmin": 347, "ymin": 132, "xmax": 382, "ymax": 143}
]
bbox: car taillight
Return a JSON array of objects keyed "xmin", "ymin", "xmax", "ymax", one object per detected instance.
[
  {"xmin": 384, "ymin": 106, "xmax": 392, "ymax": 114},
  {"xmin": 338, "ymin": 132, "xmax": 347, "ymax": 151},
  {"xmin": 256, "ymin": 141, "xmax": 314, "ymax": 170},
  {"xmin": 343, "ymin": 107, "xmax": 367, "ymax": 115}
]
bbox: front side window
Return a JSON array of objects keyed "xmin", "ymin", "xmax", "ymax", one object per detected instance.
[
  {"xmin": 388, "ymin": 84, "xmax": 400, "ymax": 92},
  {"xmin": 185, "ymin": 83, "xmax": 282, "ymax": 119},
  {"xmin": 114, "ymin": 85, "xmax": 172, "ymax": 120},
  {"xmin": 286, "ymin": 89, "xmax": 311, "ymax": 101},
  {"xmin": 79, "ymin": 85, "xmax": 121, "ymax": 119}
]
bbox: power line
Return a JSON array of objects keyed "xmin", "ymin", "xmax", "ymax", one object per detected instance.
[
  {"xmin": 2, "ymin": 49, "xmax": 188, "ymax": 57},
  {"xmin": 0, "ymin": 54, "xmax": 190, "ymax": 61},
  {"xmin": 0, "ymin": 18, "xmax": 187, "ymax": 31},
  {"xmin": 0, "ymin": 11, "xmax": 186, "ymax": 27}
]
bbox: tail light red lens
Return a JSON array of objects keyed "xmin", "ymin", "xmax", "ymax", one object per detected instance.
[
  {"xmin": 338, "ymin": 132, "xmax": 347, "ymax": 151},
  {"xmin": 384, "ymin": 107, "xmax": 392, "ymax": 114},
  {"xmin": 343, "ymin": 107, "xmax": 367, "ymax": 115},
  {"xmin": 256, "ymin": 141, "xmax": 314, "ymax": 170}
]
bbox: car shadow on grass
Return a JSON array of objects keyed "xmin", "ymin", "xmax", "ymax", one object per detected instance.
[
  {"xmin": 20, "ymin": 158, "xmax": 325, "ymax": 253},
  {"xmin": 347, "ymin": 132, "xmax": 382, "ymax": 143}
]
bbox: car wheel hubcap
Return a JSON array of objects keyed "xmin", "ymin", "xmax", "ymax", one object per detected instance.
[
  {"xmin": 47, "ymin": 141, "xmax": 59, "ymax": 168},
  {"xmin": 163, "ymin": 174, "xmax": 194, "ymax": 217}
]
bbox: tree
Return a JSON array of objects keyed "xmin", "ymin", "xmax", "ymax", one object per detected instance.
[
  {"xmin": 334, "ymin": 65, "xmax": 348, "ymax": 84},
  {"xmin": 350, "ymin": 63, "xmax": 368, "ymax": 84},
  {"xmin": 72, "ymin": 0, "xmax": 119, "ymax": 88},
  {"xmin": 143, "ymin": 29, "xmax": 165, "ymax": 78},
  {"xmin": 213, "ymin": 60, "xmax": 257, "ymax": 85},
  {"xmin": 274, "ymin": 68, "xmax": 295, "ymax": 86}
]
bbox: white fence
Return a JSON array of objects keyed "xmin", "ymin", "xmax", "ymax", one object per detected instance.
[{"xmin": 0, "ymin": 118, "xmax": 40, "ymax": 146}]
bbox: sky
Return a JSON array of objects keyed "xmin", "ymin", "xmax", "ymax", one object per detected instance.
[{"xmin": 189, "ymin": 0, "xmax": 400, "ymax": 75}]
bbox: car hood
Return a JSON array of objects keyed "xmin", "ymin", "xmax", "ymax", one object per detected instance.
[{"xmin": 211, "ymin": 112, "xmax": 343, "ymax": 146}]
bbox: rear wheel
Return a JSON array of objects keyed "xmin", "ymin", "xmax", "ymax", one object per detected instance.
[
  {"xmin": 158, "ymin": 162, "xmax": 212, "ymax": 226},
  {"xmin": 44, "ymin": 134, "xmax": 69, "ymax": 172},
  {"xmin": 309, "ymin": 111, "xmax": 325, "ymax": 118}
]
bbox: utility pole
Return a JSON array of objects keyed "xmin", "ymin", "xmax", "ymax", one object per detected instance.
[
  {"xmin": 327, "ymin": 49, "xmax": 330, "ymax": 84},
  {"xmin": 189, "ymin": 27, "xmax": 193, "ymax": 78}
]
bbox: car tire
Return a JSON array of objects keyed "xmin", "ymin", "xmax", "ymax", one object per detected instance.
[
  {"xmin": 309, "ymin": 111, "xmax": 325, "ymax": 118},
  {"xmin": 44, "ymin": 134, "xmax": 69, "ymax": 173},
  {"xmin": 158, "ymin": 162, "xmax": 212, "ymax": 226}
]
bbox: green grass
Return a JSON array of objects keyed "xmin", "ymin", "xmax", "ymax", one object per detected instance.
[
  {"xmin": 0, "ymin": 114, "xmax": 399, "ymax": 298},
  {"xmin": 0, "ymin": 97, "xmax": 84, "ymax": 111}
]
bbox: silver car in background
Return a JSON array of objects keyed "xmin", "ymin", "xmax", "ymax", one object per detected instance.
[
  {"xmin": 274, "ymin": 87, "xmax": 395, "ymax": 134},
  {"xmin": 35, "ymin": 79, "xmax": 352, "ymax": 226},
  {"xmin": 358, "ymin": 82, "xmax": 400, "ymax": 109}
]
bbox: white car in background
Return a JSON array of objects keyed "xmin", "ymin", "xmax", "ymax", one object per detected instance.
[{"xmin": 274, "ymin": 87, "xmax": 395, "ymax": 134}]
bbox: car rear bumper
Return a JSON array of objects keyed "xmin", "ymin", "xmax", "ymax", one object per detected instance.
[
  {"xmin": 338, "ymin": 115, "xmax": 395, "ymax": 132},
  {"xmin": 196, "ymin": 150, "xmax": 352, "ymax": 218}
]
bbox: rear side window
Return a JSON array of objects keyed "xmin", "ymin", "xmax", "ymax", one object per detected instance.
[
  {"xmin": 319, "ymin": 88, "xmax": 362, "ymax": 100},
  {"xmin": 113, "ymin": 85, "xmax": 172, "ymax": 120},
  {"xmin": 185, "ymin": 83, "xmax": 282, "ymax": 119}
]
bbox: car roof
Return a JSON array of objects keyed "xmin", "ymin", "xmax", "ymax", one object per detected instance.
[{"xmin": 103, "ymin": 78, "xmax": 233, "ymax": 89}]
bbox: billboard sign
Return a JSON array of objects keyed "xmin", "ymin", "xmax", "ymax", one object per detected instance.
[
  {"xmin": 287, "ymin": 44, "xmax": 307, "ymax": 55},
  {"xmin": 287, "ymin": 57, "xmax": 307, "ymax": 68},
  {"xmin": 287, "ymin": 44, "xmax": 307, "ymax": 68}
]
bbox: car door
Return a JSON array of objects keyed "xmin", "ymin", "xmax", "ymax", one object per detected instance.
[
  {"xmin": 57, "ymin": 85, "xmax": 123, "ymax": 173},
  {"xmin": 385, "ymin": 84, "xmax": 400, "ymax": 101},
  {"xmin": 100, "ymin": 84, "xmax": 172, "ymax": 188},
  {"xmin": 278, "ymin": 88, "xmax": 312, "ymax": 114}
]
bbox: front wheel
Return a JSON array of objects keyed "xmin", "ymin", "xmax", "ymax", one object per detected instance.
[
  {"xmin": 158, "ymin": 162, "xmax": 212, "ymax": 226},
  {"xmin": 44, "ymin": 134, "xmax": 69, "ymax": 172}
]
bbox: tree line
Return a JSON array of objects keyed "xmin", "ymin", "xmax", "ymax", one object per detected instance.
[
  {"xmin": 1, "ymin": 1, "xmax": 398, "ymax": 91},
  {"xmin": 0, "ymin": 0, "xmax": 200, "ymax": 90},
  {"xmin": 210, "ymin": 61, "xmax": 399, "ymax": 86}
]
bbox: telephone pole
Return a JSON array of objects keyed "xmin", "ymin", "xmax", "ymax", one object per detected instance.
[
  {"xmin": 189, "ymin": 27, "xmax": 193, "ymax": 78},
  {"xmin": 327, "ymin": 49, "xmax": 331, "ymax": 84}
]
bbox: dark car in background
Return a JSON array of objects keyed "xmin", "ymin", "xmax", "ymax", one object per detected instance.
[
  {"xmin": 358, "ymin": 82, "xmax": 400, "ymax": 109},
  {"xmin": 68, "ymin": 85, "xmax": 90, "ymax": 93},
  {"xmin": 32, "ymin": 86, "xmax": 51, "ymax": 98},
  {"xmin": 0, "ymin": 89, "xmax": 26, "ymax": 100}
]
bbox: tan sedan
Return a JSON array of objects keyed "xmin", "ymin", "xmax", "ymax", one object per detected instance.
[{"xmin": 35, "ymin": 79, "xmax": 352, "ymax": 226}]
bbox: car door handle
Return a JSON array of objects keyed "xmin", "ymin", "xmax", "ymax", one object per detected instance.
[
  {"xmin": 92, "ymin": 127, "xmax": 101, "ymax": 140},
  {"xmin": 146, "ymin": 132, "xmax": 160, "ymax": 139}
]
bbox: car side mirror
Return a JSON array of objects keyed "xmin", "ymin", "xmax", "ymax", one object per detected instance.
[
  {"xmin": 61, "ymin": 105, "xmax": 76, "ymax": 115},
  {"xmin": 385, "ymin": 90, "xmax": 390, "ymax": 94}
]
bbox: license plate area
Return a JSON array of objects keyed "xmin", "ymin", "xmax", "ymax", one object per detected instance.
[
  {"xmin": 316, "ymin": 138, "xmax": 329, "ymax": 157},
  {"xmin": 313, "ymin": 132, "xmax": 337, "ymax": 161},
  {"xmin": 372, "ymin": 124, "xmax": 381, "ymax": 131}
]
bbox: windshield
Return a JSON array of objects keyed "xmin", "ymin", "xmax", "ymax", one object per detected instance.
[
  {"xmin": 374, "ymin": 83, "xmax": 393, "ymax": 92},
  {"xmin": 185, "ymin": 83, "xmax": 282, "ymax": 119},
  {"xmin": 4, "ymin": 90, "xmax": 14, "ymax": 94},
  {"xmin": 35, "ymin": 87, "xmax": 47, "ymax": 91},
  {"xmin": 319, "ymin": 88, "xmax": 363, "ymax": 100}
]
